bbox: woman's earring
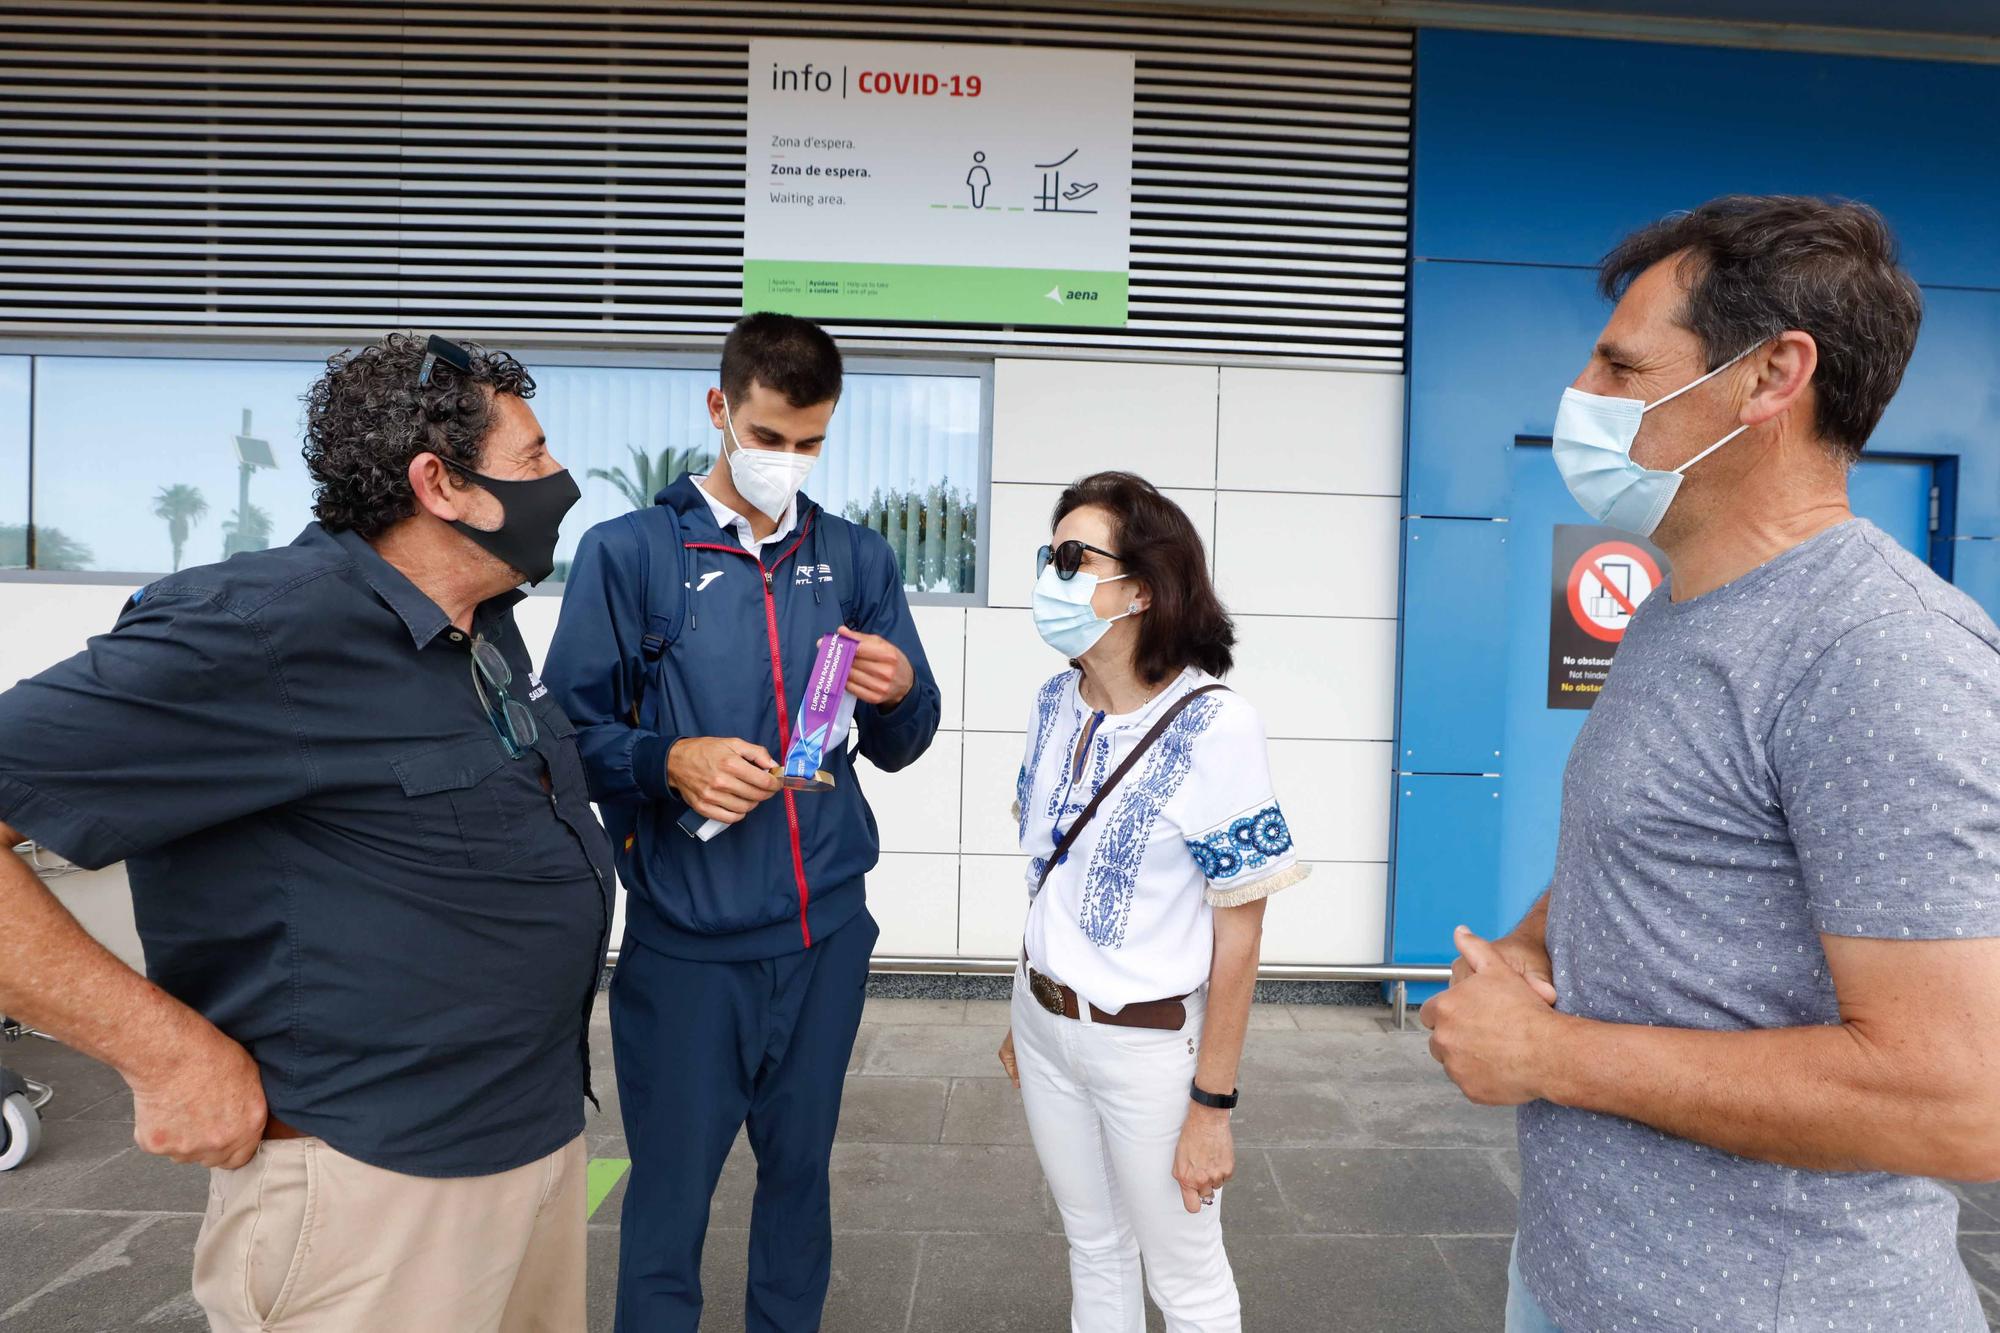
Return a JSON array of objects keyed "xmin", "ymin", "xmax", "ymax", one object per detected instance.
[{"xmin": 1128, "ymin": 602, "xmax": 1142, "ymax": 614}]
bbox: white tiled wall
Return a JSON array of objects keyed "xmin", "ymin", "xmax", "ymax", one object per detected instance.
[
  {"xmin": 958, "ymin": 730, "xmax": 1028, "ymax": 858},
  {"xmin": 864, "ymin": 731, "xmax": 964, "ymax": 856},
  {"xmin": 866, "ymin": 853, "xmax": 961, "ymax": 957},
  {"xmin": 0, "ymin": 582, "xmax": 141, "ymax": 685},
  {"xmin": 1213, "ymin": 492, "xmax": 1401, "ymax": 619},
  {"xmin": 962, "ymin": 605, "xmax": 1055, "ymax": 733},
  {"xmin": 1217, "ymin": 366, "xmax": 1404, "ymax": 497},
  {"xmin": 992, "ymin": 361, "xmax": 1221, "ymax": 491},
  {"xmin": 910, "ymin": 605, "xmax": 967, "ymax": 732},
  {"xmin": 1260, "ymin": 863, "xmax": 1390, "ymax": 966},
  {"xmin": 959, "ymin": 854, "xmax": 1035, "ymax": 958},
  {"xmin": 2, "ymin": 358, "xmax": 1407, "ymax": 972}
]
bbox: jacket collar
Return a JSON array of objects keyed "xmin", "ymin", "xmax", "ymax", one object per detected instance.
[
  {"xmin": 318, "ymin": 524, "xmax": 525, "ymax": 649},
  {"xmin": 659, "ymin": 474, "xmax": 819, "ymax": 550}
]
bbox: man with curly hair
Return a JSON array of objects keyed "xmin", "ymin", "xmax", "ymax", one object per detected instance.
[{"xmin": 0, "ymin": 332, "xmax": 613, "ymax": 1331}]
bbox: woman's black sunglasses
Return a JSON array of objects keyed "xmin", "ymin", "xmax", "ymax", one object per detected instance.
[{"xmin": 1036, "ymin": 540, "xmax": 1123, "ymax": 581}]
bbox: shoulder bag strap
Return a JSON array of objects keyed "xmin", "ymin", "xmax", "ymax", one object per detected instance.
[{"xmin": 1034, "ymin": 683, "xmax": 1228, "ymax": 896}]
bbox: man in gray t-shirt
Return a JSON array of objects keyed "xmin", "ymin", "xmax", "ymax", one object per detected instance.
[
  {"xmin": 1524, "ymin": 519, "xmax": 1999, "ymax": 1330},
  {"xmin": 1422, "ymin": 195, "xmax": 2000, "ymax": 1333}
]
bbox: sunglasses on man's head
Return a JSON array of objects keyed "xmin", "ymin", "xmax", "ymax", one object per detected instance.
[
  {"xmin": 1036, "ymin": 540, "xmax": 1123, "ymax": 581},
  {"xmin": 418, "ymin": 334, "xmax": 473, "ymax": 389}
]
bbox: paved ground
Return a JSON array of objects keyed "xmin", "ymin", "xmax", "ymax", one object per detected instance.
[{"xmin": 6, "ymin": 994, "xmax": 2000, "ymax": 1331}]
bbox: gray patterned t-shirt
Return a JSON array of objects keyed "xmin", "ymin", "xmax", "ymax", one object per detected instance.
[{"xmin": 1518, "ymin": 519, "xmax": 2000, "ymax": 1332}]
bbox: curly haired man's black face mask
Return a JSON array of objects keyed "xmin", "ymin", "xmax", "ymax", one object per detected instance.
[{"xmin": 440, "ymin": 457, "xmax": 581, "ymax": 587}]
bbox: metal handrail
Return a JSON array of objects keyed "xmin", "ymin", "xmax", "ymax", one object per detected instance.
[
  {"xmin": 866, "ymin": 956, "xmax": 1453, "ymax": 1029},
  {"xmin": 605, "ymin": 948, "xmax": 1449, "ymax": 983},
  {"xmin": 605, "ymin": 950, "xmax": 1453, "ymax": 1029},
  {"xmin": 861, "ymin": 955, "xmax": 1453, "ymax": 982}
]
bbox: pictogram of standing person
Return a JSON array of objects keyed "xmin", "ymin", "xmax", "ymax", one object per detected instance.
[{"xmin": 967, "ymin": 151, "xmax": 992, "ymax": 209}]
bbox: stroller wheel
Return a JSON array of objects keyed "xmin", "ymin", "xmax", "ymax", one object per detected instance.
[{"xmin": 0, "ymin": 1091, "xmax": 43, "ymax": 1170}]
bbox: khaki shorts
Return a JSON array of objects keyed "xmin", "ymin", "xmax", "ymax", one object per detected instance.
[{"xmin": 192, "ymin": 1133, "xmax": 585, "ymax": 1333}]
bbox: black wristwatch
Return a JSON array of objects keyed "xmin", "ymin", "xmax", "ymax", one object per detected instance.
[{"xmin": 1189, "ymin": 1080, "xmax": 1239, "ymax": 1111}]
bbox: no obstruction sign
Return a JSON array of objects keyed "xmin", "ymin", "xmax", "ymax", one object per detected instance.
[
  {"xmin": 1548, "ymin": 525, "xmax": 1670, "ymax": 710},
  {"xmin": 1566, "ymin": 540, "xmax": 1663, "ymax": 644}
]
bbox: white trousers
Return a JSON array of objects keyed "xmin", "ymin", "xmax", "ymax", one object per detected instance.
[{"xmin": 1011, "ymin": 969, "xmax": 1242, "ymax": 1333}]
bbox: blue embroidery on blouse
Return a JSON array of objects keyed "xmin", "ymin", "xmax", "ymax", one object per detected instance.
[
  {"xmin": 1076, "ymin": 692, "xmax": 1223, "ymax": 949},
  {"xmin": 1185, "ymin": 805, "xmax": 1293, "ymax": 881},
  {"xmin": 1019, "ymin": 673, "xmax": 1072, "ymax": 845},
  {"xmin": 1044, "ymin": 714, "xmax": 1088, "ymax": 827}
]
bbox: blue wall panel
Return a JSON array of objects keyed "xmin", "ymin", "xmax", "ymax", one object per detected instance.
[
  {"xmin": 1397, "ymin": 516, "xmax": 1510, "ymax": 774},
  {"xmin": 1392, "ymin": 27, "xmax": 2000, "ymax": 965},
  {"xmin": 1412, "ymin": 29, "xmax": 2000, "ymax": 286},
  {"xmin": 1952, "ymin": 541, "xmax": 2000, "ymax": 622},
  {"xmin": 1392, "ymin": 774, "xmax": 1507, "ymax": 965},
  {"xmin": 1844, "ymin": 458, "xmax": 1935, "ymax": 558},
  {"xmin": 1876, "ymin": 287, "xmax": 2000, "ymax": 538},
  {"xmin": 1404, "ymin": 262, "xmax": 1601, "ymax": 518},
  {"xmin": 1493, "ymin": 446, "xmax": 1589, "ymax": 920}
]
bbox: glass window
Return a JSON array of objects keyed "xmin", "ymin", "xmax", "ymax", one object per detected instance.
[
  {"xmin": 818, "ymin": 373, "xmax": 984, "ymax": 598},
  {"xmin": 0, "ymin": 357, "xmax": 28, "ymax": 569},
  {"xmin": 535, "ymin": 363, "xmax": 984, "ymax": 598},
  {"xmin": 31, "ymin": 356, "xmax": 321, "ymax": 575},
  {"xmin": 15, "ymin": 351, "xmax": 987, "ymax": 598},
  {"xmin": 531, "ymin": 364, "xmax": 722, "ymax": 586}
]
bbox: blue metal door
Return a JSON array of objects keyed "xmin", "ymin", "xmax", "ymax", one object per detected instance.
[{"xmin": 1847, "ymin": 456, "xmax": 1936, "ymax": 561}]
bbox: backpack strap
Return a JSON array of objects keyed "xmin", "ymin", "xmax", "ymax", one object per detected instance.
[
  {"xmin": 631, "ymin": 502, "xmax": 685, "ymax": 659},
  {"xmin": 1035, "ymin": 684, "xmax": 1229, "ymax": 896},
  {"xmin": 620, "ymin": 502, "xmax": 685, "ymax": 726},
  {"xmin": 793, "ymin": 504, "xmax": 861, "ymax": 626},
  {"xmin": 835, "ymin": 515, "xmax": 861, "ymax": 626}
]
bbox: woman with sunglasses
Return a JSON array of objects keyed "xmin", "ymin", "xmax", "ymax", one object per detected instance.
[{"xmin": 997, "ymin": 471, "xmax": 1308, "ymax": 1333}]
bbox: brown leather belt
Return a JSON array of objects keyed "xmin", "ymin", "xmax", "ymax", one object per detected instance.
[
  {"xmin": 1028, "ymin": 967, "xmax": 1190, "ymax": 1032},
  {"xmin": 262, "ymin": 1115, "xmax": 307, "ymax": 1141}
]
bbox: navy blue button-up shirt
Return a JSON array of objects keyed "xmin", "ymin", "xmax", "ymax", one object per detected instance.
[{"xmin": 0, "ymin": 525, "xmax": 613, "ymax": 1178}]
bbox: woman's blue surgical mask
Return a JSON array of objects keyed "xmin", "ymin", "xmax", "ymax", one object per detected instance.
[
  {"xmin": 1552, "ymin": 345, "xmax": 1757, "ymax": 538},
  {"xmin": 1032, "ymin": 564, "xmax": 1140, "ymax": 661}
]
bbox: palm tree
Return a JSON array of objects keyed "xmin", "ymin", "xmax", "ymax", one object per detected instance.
[
  {"xmin": 588, "ymin": 444, "xmax": 714, "ymax": 511},
  {"xmin": 221, "ymin": 502, "xmax": 274, "ymax": 558},
  {"xmin": 153, "ymin": 484, "xmax": 209, "ymax": 572},
  {"xmin": 0, "ymin": 523, "xmax": 93, "ymax": 571}
]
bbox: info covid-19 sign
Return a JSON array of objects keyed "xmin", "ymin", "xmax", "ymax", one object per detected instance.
[{"xmin": 743, "ymin": 39, "xmax": 1135, "ymax": 327}]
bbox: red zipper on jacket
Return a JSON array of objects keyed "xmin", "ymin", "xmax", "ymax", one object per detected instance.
[{"xmin": 684, "ymin": 513, "xmax": 818, "ymax": 948}]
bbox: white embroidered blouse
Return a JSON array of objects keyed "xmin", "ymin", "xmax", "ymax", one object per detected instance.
[{"xmin": 1014, "ymin": 667, "xmax": 1309, "ymax": 1014}]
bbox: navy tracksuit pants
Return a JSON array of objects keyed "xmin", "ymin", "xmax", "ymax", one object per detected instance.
[{"xmin": 610, "ymin": 909, "xmax": 879, "ymax": 1333}]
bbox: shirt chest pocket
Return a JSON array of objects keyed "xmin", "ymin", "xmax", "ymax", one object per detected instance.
[
  {"xmin": 529, "ymin": 700, "xmax": 589, "ymax": 796},
  {"xmin": 392, "ymin": 736, "xmax": 527, "ymax": 871}
]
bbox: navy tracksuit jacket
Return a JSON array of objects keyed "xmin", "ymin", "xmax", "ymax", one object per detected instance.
[{"xmin": 546, "ymin": 475, "xmax": 941, "ymax": 1331}]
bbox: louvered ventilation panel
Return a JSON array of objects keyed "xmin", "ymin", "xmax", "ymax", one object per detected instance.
[{"xmin": 0, "ymin": 2, "xmax": 1411, "ymax": 365}]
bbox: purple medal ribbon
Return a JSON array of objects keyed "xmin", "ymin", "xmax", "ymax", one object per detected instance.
[{"xmin": 781, "ymin": 633, "xmax": 859, "ymax": 791}]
